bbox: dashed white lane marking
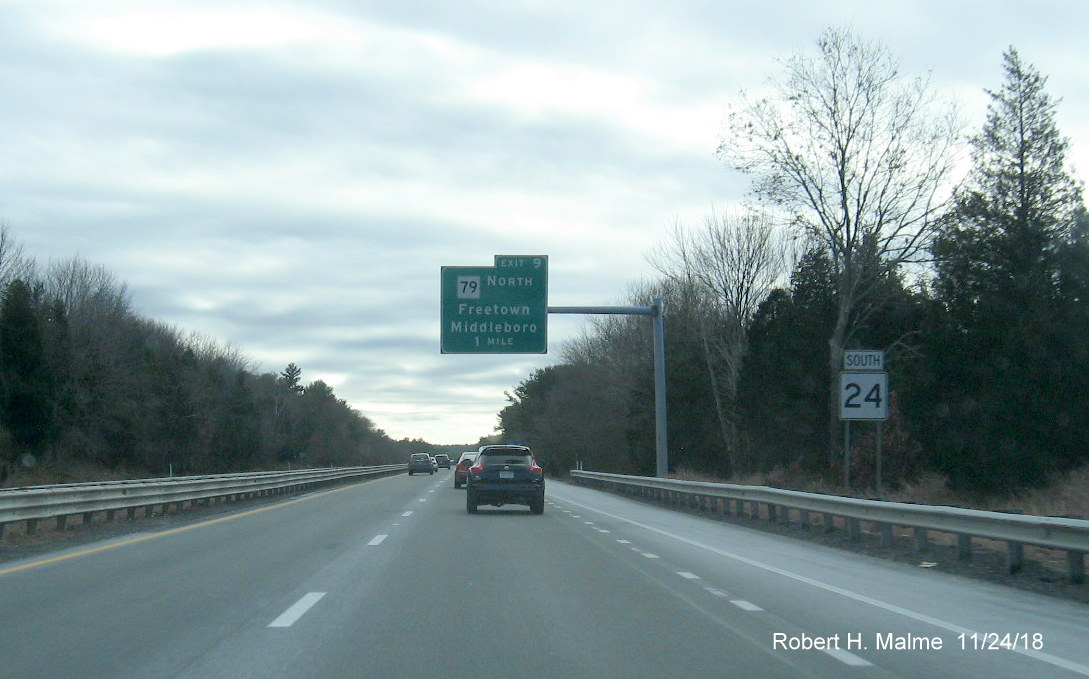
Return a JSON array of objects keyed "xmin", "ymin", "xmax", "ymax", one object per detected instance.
[
  {"xmin": 268, "ymin": 592, "xmax": 326, "ymax": 628},
  {"xmin": 823, "ymin": 649, "xmax": 873, "ymax": 667},
  {"xmin": 597, "ymin": 529, "xmax": 610, "ymax": 533},
  {"xmin": 418, "ymin": 498, "xmax": 427, "ymax": 503},
  {"xmin": 367, "ymin": 534, "xmax": 388, "ymax": 546},
  {"xmin": 616, "ymin": 539, "xmax": 631, "ymax": 544},
  {"xmin": 641, "ymin": 553, "xmax": 660, "ymax": 559},
  {"xmin": 730, "ymin": 600, "xmax": 763, "ymax": 611},
  {"xmin": 402, "ymin": 511, "xmax": 414, "ymax": 517},
  {"xmin": 676, "ymin": 571, "xmax": 700, "ymax": 580},
  {"xmin": 583, "ymin": 521, "xmax": 595, "ymax": 525}
]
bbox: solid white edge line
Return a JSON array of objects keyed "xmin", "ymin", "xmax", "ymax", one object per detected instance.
[
  {"xmin": 554, "ymin": 494, "xmax": 1089, "ymax": 677},
  {"xmin": 268, "ymin": 592, "xmax": 326, "ymax": 628},
  {"xmin": 368, "ymin": 534, "xmax": 388, "ymax": 546}
]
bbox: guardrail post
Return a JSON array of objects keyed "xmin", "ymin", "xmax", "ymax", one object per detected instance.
[
  {"xmin": 822, "ymin": 512, "xmax": 834, "ymax": 532},
  {"xmin": 848, "ymin": 517, "xmax": 861, "ymax": 540},
  {"xmin": 880, "ymin": 523, "xmax": 894, "ymax": 546},
  {"xmin": 127, "ymin": 507, "xmax": 136, "ymax": 519},
  {"xmin": 1006, "ymin": 542, "xmax": 1024, "ymax": 573},
  {"xmin": 780, "ymin": 506, "xmax": 791, "ymax": 526},
  {"xmin": 56, "ymin": 515, "xmax": 67, "ymax": 531},
  {"xmin": 767, "ymin": 504, "xmax": 777, "ymax": 524},
  {"xmin": 26, "ymin": 518, "xmax": 37, "ymax": 535},
  {"xmin": 957, "ymin": 534, "xmax": 972, "ymax": 560},
  {"xmin": 915, "ymin": 527, "xmax": 929, "ymax": 552},
  {"xmin": 1068, "ymin": 552, "xmax": 1085, "ymax": 584},
  {"xmin": 799, "ymin": 509, "xmax": 810, "ymax": 529}
]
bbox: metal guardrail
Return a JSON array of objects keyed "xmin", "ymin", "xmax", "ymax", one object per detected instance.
[
  {"xmin": 0, "ymin": 465, "xmax": 406, "ymax": 537},
  {"xmin": 571, "ymin": 470, "xmax": 1088, "ymax": 583}
]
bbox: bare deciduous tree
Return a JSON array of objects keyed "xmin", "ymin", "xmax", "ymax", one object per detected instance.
[
  {"xmin": 718, "ymin": 27, "xmax": 964, "ymax": 468},
  {"xmin": 649, "ymin": 210, "xmax": 784, "ymax": 473}
]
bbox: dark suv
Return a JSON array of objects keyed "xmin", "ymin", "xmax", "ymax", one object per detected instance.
[
  {"xmin": 408, "ymin": 452, "xmax": 434, "ymax": 475},
  {"xmin": 465, "ymin": 445, "xmax": 544, "ymax": 514}
]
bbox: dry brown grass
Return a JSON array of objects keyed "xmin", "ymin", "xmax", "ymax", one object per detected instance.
[{"xmin": 3, "ymin": 458, "xmax": 150, "ymax": 489}]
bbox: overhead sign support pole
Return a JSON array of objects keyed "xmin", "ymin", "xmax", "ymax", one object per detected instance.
[{"xmin": 548, "ymin": 300, "xmax": 669, "ymax": 478}]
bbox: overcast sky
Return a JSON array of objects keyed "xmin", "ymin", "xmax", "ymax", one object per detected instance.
[{"xmin": 2, "ymin": 1, "xmax": 1087, "ymax": 445}]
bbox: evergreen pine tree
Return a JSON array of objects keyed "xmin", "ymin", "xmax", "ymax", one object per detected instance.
[{"xmin": 930, "ymin": 49, "xmax": 1087, "ymax": 490}]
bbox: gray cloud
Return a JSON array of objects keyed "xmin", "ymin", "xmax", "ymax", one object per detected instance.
[{"xmin": 3, "ymin": 1, "xmax": 1088, "ymax": 443}]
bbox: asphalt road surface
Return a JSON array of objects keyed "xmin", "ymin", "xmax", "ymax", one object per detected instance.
[{"xmin": 0, "ymin": 471, "xmax": 1086, "ymax": 679}]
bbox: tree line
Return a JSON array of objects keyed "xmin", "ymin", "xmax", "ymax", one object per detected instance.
[
  {"xmin": 0, "ymin": 236, "xmax": 443, "ymax": 484},
  {"xmin": 499, "ymin": 32, "xmax": 1088, "ymax": 495}
]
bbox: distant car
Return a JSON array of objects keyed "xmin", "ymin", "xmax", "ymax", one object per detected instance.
[
  {"xmin": 453, "ymin": 451, "xmax": 477, "ymax": 488},
  {"xmin": 434, "ymin": 454, "xmax": 451, "ymax": 469},
  {"xmin": 466, "ymin": 445, "xmax": 544, "ymax": 514},
  {"xmin": 430, "ymin": 455, "xmax": 438, "ymax": 471},
  {"xmin": 408, "ymin": 452, "xmax": 434, "ymax": 475}
]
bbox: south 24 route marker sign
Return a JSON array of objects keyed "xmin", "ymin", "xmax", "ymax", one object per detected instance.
[
  {"xmin": 441, "ymin": 255, "xmax": 548, "ymax": 354},
  {"xmin": 839, "ymin": 371, "xmax": 889, "ymax": 420}
]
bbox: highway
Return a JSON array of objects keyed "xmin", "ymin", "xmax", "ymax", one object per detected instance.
[{"xmin": 0, "ymin": 470, "xmax": 1086, "ymax": 679}]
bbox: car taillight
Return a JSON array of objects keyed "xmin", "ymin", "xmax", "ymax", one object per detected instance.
[
  {"xmin": 469, "ymin": 462, "xmax": 484, "ymax": 474},
  {"xmin": 530, "ymin": 460, "xmax": 543, "ymax": 475}
]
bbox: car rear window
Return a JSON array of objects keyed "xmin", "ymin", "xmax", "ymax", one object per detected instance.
[
  {"xmin": 411, "ymin": 454, "xmax": 429, "ymax": 461},
  {"xmin": 479, "ymin": 448, "xmax": 532, "ymax": 465}
]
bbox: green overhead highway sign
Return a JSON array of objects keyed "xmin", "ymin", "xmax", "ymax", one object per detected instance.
[{"xmin": 440, "ymin": 255, "xmax": 548, "ymax": 354}]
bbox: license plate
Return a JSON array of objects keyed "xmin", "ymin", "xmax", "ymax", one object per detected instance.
[{"xmin": 499, "ymin": 471, "xmax": 514, "ymax": 479}]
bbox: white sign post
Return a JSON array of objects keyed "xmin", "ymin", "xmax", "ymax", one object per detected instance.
[{"xmin": 840, "ymin": 351, "xmax": 888, "ymax": 493}]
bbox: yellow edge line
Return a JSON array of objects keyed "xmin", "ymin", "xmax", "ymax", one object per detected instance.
[{"xmin": 0, "ymin": 475, "xmax": 395, "ymax": 577}]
